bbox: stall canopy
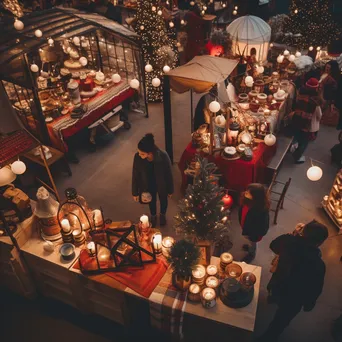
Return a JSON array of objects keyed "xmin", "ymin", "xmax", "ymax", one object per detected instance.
[
  {"xmin": 227, "ymin": 15, "xmax": 271, "ymax": 62},
  {"xmin": 163, "ymin": 56, "xmax": 238, "ymax": 163},
  {"xmin": 167, "ymin": 56, "xmax": 238, "ymax": 94}
]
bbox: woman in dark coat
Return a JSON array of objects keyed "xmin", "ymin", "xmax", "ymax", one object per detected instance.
[
  {"xmin": 239, "ymin": 183, "xmax": 270, "ymax": 262},
  {"xmin": 132, "ymin": 134, "xmax": 174, "ymax": 227}
]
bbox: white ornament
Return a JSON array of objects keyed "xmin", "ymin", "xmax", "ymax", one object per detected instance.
[
  {"xmin": 277, "ymin": 55, "xmax": 284, "ymax": 63},
  {"xmin": 43, "ymin": 241, "xmax": 55, "ymax": 253},
  {"xmin": 130, "ymin": 79, "xmax": 140, "ymax": 89},
  {"xmin": 256, "ymin": 65, "xmax": 264, "ymax": 74},
  {"xmin": 79, "ymin": 57, "xmax": 88, "ymax": 66},
  {"xmin": 157, "ymin": 10, "xmax": 163, "ymax": 15},
  {"xmin": 307, "ymin": 166, "xmax": 323, "ymax": 181},
  {"xmin": 152, "ymin": 6, "xmax": 156, "ymax": 11},
  {"xmin": 112, "ymin": 73, "xmax": 121, "ymax": 83},
  {"xmin": 11, "ymin": 160, "xmax": 26, "ymax": 175},
  {"xmin": 233, "ymin": 10, "xmax": 237, "ymax": 15},
  {"xmin": 140, "ymin": 25, "xmax": 145, "ymax": 30},
  {"xmin": 295, "ymin": 51, "xmax": 301, "ymax": 58},
  {"xmin": 169, "ymin": 21, "xmax": 174, "ymax": 28},
  {"xmin": 163, "ymin": 65, "xmax": 171, "ymax": 73},
  {"xmin": 309, "ymin": 46, "xmax": 314, "ymax": 51},
  {"xmin": 209, "ymin": 100, "xmax": 220, "ymax": 113},
  {"xmin": 264, "ymin": 133, "xmax": 276, "ymax": 146},
  {"xmin": 35, "ymin": 29, "xmax": 43, "ymax": 38},
  {"xmin": 245, "ymin": 76, "xmax": 254, "ymax": 84},
  {"xmin": 283, "ymin": 49, "xmax": 290, "ymax": 56},
  {"xmin": 152, "ymin": 77, "xmax": 161, "ymax": 87},
  {"xmin": 289, "ymin": 54, "xmax": 296, "ymax": 62},
  {"xmin": 145, "ymin": 64, "xmax": 153, "ymax": 72},
  {"xmin": 14, "ymin": 19, "xmax": 24, "ymax": 31},
  {"xmin": 30, "ymin": 64, "xmax": 39, "ymax": 73},
  {"xmin": 48, "ymin": 38, "xmax": 54, "ymax": 46},
  {"xmin": 73, "ymin": 36, "xmax": 80, "ymax": 45}
]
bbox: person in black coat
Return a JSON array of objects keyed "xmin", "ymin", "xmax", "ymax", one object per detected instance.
[
  {"xmin": 132, "ymin": 134, "xmax": 174, "ymax": 227},
  {"xmin": 239, "ymin": 183, "xmax": 270, "ymax": 263},
  {"xmin": 257, "ymin": 220, "xmax": 328, "ymax": 342}
]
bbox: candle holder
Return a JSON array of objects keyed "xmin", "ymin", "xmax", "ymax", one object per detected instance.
[
  {"xmin": 201, "ymin": 287, "xmax": 216, "ymax": 308},
  {"xmin": 219, "ymin": 252, "xmax": 233, "ymax": 273},
  {"xmin": 161, "ymin": 236, "xmax": 175, "ymax": 257},
  {"xmin": 240, "ymin": 272, "xmax": 256, "ymax": 291},
  {"xmin": 138, "ymin": 214, "xmax": 152, "ymax": 242},
  {"xmin": 152, "ymin": 231, "xmax": 162, "ymax": 254},
  {"xmin": 225, "ymin": 263, "xmax": 243, "ymax": 279},
  {"xmin": 188, "ymin": 283, "xmax": 201, "ymax": 302},
  {"xmin": 86, "ymin": 241, "xmax": 96, "ymax": 256},
  {"xmin": 192, "ymin": 264, "xmax": 206, "ymax": 285},
  {"xmin": 205, "ymin": 276, "xmax": 219, "ymax": 294},
  {"xmin": 206, "ymin": 264, "xmax": 218, "ymax": 277},
  {"xmin": 60, "ymin": 218, "xmax": 73, "ymax": 243}
]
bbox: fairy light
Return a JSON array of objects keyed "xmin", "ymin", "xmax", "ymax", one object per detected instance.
[{"xmin": 3, "ymin": 0, "xmax": 23, "ymax": 17}]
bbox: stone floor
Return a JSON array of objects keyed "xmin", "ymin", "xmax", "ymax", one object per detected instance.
[{"xmin": 1, "ymin": 103, "xmax": 342, "ymax": 342}]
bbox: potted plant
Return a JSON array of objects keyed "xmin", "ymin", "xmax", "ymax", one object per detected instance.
[{"xmin": 167, "ymin": 240, "xmax": 200, "ymax": 291}]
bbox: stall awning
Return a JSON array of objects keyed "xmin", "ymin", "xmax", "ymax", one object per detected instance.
[{"xmin": 167, "ymin": 56, "xmax": 238, "ymax": 93}]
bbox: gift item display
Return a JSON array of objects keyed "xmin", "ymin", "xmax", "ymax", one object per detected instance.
[
  {"xmin": 0, "ymin": 8, "xmax": 145, "ymax": 150},
  {"xmin": 322, "ymin": 170, "xmax": 342, "ymax": 230}
]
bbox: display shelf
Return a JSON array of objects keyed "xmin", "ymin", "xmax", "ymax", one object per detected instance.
[{"xmin": 322, "ymin": 202, "xmax": 342, "ymax": 230}]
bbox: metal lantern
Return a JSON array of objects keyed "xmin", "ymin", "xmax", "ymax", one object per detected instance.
[{"xmin": 229, "ymin": 121, "xmax": 240, "ymax": 140}]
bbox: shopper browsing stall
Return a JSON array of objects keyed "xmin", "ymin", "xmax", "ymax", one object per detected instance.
[{"xmin": 132, "ymin": 134, "xmax": 174, "ymax": 227}]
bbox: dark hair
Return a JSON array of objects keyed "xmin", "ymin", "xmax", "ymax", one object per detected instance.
[
  {"xmin": 326, "ymin": 60, "xmax": 340, "ymax": 82},
  {"xmin": 250, "ymin": 48, "xmax": 257, "ymax": 56},
  {"xmin": 138, "ymin": 133, "xmax": 156, "ymax": 153},
  {"xmin": 302, "ymin": 220, "xmax": 328, "ymax": 246},
  {"xmin": 241, "ymin": 183, "xmax": 270, "ymax": 210}
]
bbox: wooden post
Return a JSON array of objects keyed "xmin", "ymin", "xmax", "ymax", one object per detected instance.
[
  {"xmin": 163, "ymin": 75, "xmax": 174, "ymax": 163},
  {"xmin": 209, "ymin": 112, "xmax": 214, "ymax": 155},
  {"xmin": 190, "ymin": 88, "xmax": 194, "ymax": 132}
]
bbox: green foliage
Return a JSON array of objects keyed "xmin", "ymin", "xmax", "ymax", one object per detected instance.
[
  {"xmin": 167, "ymin": 239, "xmax": 200, "ymax": 278},
  {"xmin": 174, "ymin": 156, "xmax": 230, "ymax": 242}
]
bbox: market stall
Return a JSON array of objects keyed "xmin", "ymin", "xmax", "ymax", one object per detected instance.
[{"xmin": 0, "ymin": 8, "xmax": 146, "ymax": 152}]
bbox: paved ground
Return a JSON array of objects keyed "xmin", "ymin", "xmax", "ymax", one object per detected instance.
[{"xmin": 1, "ymin": 103, "xmax": 342, "ymax": 342}]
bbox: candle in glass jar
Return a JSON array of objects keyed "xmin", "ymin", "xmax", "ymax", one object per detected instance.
[
  {"xmin": 87, "ymin": 241, "xmax": 95, "ymax": 255},
  {"xmin": 206, "ymin": 264, "xmax": 218, "ymax": 276},
  {"xmin": 140, "ymin": 215, "xmax": 149, "ymax": 228},
  {"xmin": 61, "ymin": 218, "xmax": 71, "ymax": 232},
  {"xmin": 152, "ymin": 232, "xmax": 162, "ymax": 253},
  {"xmin": 220, "ymin": 252, "xmax": 233, "ymax": 264},
  {"xmin": 192, "ymin": 265, "xmax": 206, "ymax": 279},
  {"xmin": 188, "ymin": 283, "xmax": 201, "ymax": 302},
  {"xmin": 162, "ymin": 236, "xmax": 175, "ymax": 257},
  {"xmin": 206, "ymin": 276, "xmax": 219, "ymax": 289},
  {"xmin": 201, "ymin": 287, "xmax": 216, "ymax": 308}
]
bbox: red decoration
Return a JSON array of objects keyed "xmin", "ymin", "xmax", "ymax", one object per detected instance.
[{"xmin": 222, "ymin": 193, "xmax": 233, "ymax": 209}]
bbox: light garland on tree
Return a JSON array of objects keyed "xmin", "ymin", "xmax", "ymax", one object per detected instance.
[{"xmin": 3, "ymin": 0, "xmax": 23, "ymax": 17}]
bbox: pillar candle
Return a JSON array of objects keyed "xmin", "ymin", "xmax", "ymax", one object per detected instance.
[
  {"xmin": 140, "ymin": 215, "xmax": 149, "ymax": 228},
  {"xmin": 61, "ymin": 218, "xmax": 71, "ymax": 232}
]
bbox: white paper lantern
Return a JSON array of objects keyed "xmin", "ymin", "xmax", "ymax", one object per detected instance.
[
  {"xmin": 309, "ymin": 46, "xmax": 314, "ymax": 51},
  {"xmin": 79, "ymin": 57, "xmax": 88, "ymax": 66},
  {"xmin": 157, "ymin": 10, "xmax": 162, "ymax": 15},
  {"xmin": 283, "ymin": 49, "xmax": 290, "ymax": 56},
  {"xmin": 277, "ymin": 55, "xmax": 284, "ymax": 63},
  {"xmin": 289, "ymin": 54, "xmax": 296, "ymax": 62},
  {"xmin": 233, "ymin": 10, "xmax": 237, "ymax": 15},
  {"xmin": 295, "ymin": 51, "xmax": 301, "ymax": 58},
  {"xmin": 245, "ymin": 81, "xmax": 254, "ymax": 88},
  {"xmin": 145, "ymin": 64, "xmax": 153, "ymax": 72},
  {"xmin": 256, "ymin": 65, "xmax": 264, "ymax": 74},
  {"xmin": 140, "ymin": 25, "xmax": 145, "ymax": 30},
  {"xmin": 11, "ymin": 160, "xmax": 26, "ymax": 175},
  {"xmin": 48, "ymin": 38, "xmax": 54, "ymax": 46},
  {"xmin": 264, "ymin": 133, "xmax": 276, "ymax": 146},
  {"xmin": 163, "ymin": 65, "xmax": 171, "ymax": 73},
  {"xmin": 73, "ymin": 36, "xmax": 80, "ymax": 45},
  {"xmin": 307, "ymin": 166, "xmax": 323, "ymax": 182},
  {"xmin": 112, "ymin": 73, "xmax": 121, "ymax": 83},
  {"xmin": 316, "ymin": 46, "xmax": 321, "ymax": 51},
  {"xmin": 152, "ymin": 6, "xmax": 156, "ymax": 11},
  {"xmin": 181, "ymin": 19, "xmax": 185, "ymax": 25},
  {"xmin": 209, "ymin": 100, "xmax": 220, "ymax": 113},
  {"xmin": 14, "ymin": 19, "xmax": 24, "ymax": 31},
  {"xmin": 31, "ymin": 64, "xmax": 39, "ymax": 72},
  {"xmin": 0, "ymin": 166, "xmax": 16, "ymax": 187},
  {"xmin": 245, "ymin": 76, "xmax": 254, "ymax": 84},
  {"xmin": 35, "ymin": 29, "xmax": 43, "ymax": 38},
  {"xmin": 152, "ymin": 77, "xmax": 161, "ymax": 87},
  {"xmin": 222, "ymin": 3, "xmax": 226, "ymax": 7},
  {"xmin": 169, "ymin": 21, "xmax": 174, "ymax": 28},
  {"xmin": 130, "ymin": 79, "xmax": 140, "ymax": 89}
]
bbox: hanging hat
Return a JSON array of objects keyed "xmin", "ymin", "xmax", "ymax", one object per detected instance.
[{"xmin": 305, "ymin": 78, "xmax": 319, "ymax": 89}]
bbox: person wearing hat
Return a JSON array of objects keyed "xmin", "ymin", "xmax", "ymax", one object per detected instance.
[{"xmin": 290, "ymin": 77, "xmax": 322, "ymax": 164}]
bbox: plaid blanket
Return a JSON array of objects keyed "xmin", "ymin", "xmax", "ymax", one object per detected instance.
[{"xmin": 149, "ymin": 268, "xmax": 188, "ymax": 340}]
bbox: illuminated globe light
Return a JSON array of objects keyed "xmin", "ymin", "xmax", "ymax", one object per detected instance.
[
  {"xmin": 190, "ymin": 1, "xmax": 195, "ymax": 5},
  {"xmin": 309, "ymin": 46, "xmax": 314, "ymax": 51},
  {"xmin": 283, "ymin": 49, "xmax": 290, "ymax": 56},
  {"xmin": 203, "ymin": 5, "xmax": 207, "ymax": 10},
  {"xmin": 176, "ymin": 42, "xmax": 181, "ymax": 47},
  {"xmin": 233, "ymin": 10, "xmax": 237, "ymax": 15},
  {"xmin": 0, "ymin": 166, "xmax": 16, "ymax": 187},
  {"xmin": 316, "ymin": 46, "xmax": 321, "ymax": 51},
  {"xmin": 145, "ymin": 63, "xmax": 153, "ymax": 72},
  {"xmin": 140, "ymin": 25, "xmax": 144, "ymax": 31},
  {"xmin": 169, "ymin": 21, "xmax": 174, "ymax": 28},
  {"xmin": 163, "ymin": 65, "xmax": 171, "ymax": 73},
  {"xmin": 295, "ymin": 51, "xmax": 302, "ymax": 58},
  {"xmin": 35, "ymin": 29, "xmax": 43, "ymax": 38},
  {"xmin": 209, "ymin": 100, "xmax": 220, "ymax": 113},
  {"xmin": 307, "ymin": 166, "xmax": 323, "ymax": 182},
  {"xmin": 14, "ymin": 18, "xmax": 24, "ymax": 31},
  {"xmin": 294, "ymin": 9, "xmax": 298, "ymax": 14},
  {"xmin": 112, "ymin": 73, "xmax": 121, "ymax": 83},
  {"xmin": 30, "ymin": 64, "xmax": 39, "ymax": 73},
  {"xmin": 79, "ymin": 57, "xmax": 88, "ymax": 66},
  {"xmin": 235, "ymin": 5, "xmax": 238, "ymax": 10},
  {"xmin": 181, "ymin": 19, "xmax": 185, "ymax": 25},
  {"xmin": 157, "ymin": 10, "xmax": 162, "ymax": 15},
  {"xmin": 245, "ymin": 76, "xmax": 254, "ymax": 85},
  {"xmin": 277, "ymin": 55, "xmax": 284, "ymax": 63},
  {"xmin": 152, "ymin": 77, "xmax": 161, "ymax": 87},
  {"xmin": 201, "ymin": 10, "xmax": 205, "ymax": 15},
  {"xmin": 270, "ymin": 43, "xmax": 274, "ymax": 48},
  {"xmin": 222, "ymin": 3, "xmax": 226, "ymax": 8},
  {"xmin": 130, "ymin": 79, "xmax": 140, "ymax": 89},
  {"xmin": 73, "ymin": 36, "xmax": 80, "ymax": 45},
  {"xmin": 264, "ymin": 133, "xmax": 276, "ymax": 146},
  {"xmin": 66, "ymin": 47, "xmax": 72, "ymax": 53},
  {"xmin": 48, "ymin": 38, "xmax": 54, "ymax": 46},
  {"xmin": 256, "ymin": 65, "xmax": 264, "ymax": 74},
  {"xmin": 11, "ymin": 160, "xmax": 26, "ymax": 175},
  {"xmin": 152, "ymin": 6, "xmax": 156, "ymax": 11},
  {"xmin": 288, "ymin": 54, "xmax": 296, "ymax": 62}
]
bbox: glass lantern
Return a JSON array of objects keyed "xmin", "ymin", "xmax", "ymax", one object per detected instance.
[{"xmin": 228, "ymin": 121, "xmax": 240, "ymax": 145}]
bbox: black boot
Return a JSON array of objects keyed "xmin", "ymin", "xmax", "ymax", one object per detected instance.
[
  {"xmin": 160, "ymin": 214, "xmax": 166, "ymax": 226},
  {"xmin": 150, "ymin": 215, "xmax": 157, "ymax": 228}
]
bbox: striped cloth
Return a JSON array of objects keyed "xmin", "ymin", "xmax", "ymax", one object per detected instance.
[{"xmin": 149, "ymin": 268, "xmax": 188, "ymax": 340}]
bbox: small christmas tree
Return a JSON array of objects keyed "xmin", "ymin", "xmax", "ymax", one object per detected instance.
[
  {"xmin": 135, "ymin": 0, "xmax": 178, "ymax": 102},
  {"xmin": 174, "ymin": 156, "xmax": 230, "ymax": 243},
  {"xmin": 283, "ymin": 0, "xmax": 340, "ymax": 48}
]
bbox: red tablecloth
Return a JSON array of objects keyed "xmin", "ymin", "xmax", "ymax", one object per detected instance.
[{"xmin": 179, "ymin": 142, "xmax": 277, "ymax": 192}]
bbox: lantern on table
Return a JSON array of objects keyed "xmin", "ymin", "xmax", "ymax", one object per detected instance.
[
  {"xmin": 222, "ymin": 191, "xmax": 233, "ymax": 209},
  {"xmin": 228, "ymin": 121, "xmax": 240, "ymax": 145}
]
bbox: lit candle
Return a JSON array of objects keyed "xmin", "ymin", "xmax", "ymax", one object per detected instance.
[
  {"xmin": 201, "ymin": 287, "xmax": 216, "ymax": 308},
  {"xmin": 152, "ymin": 232, "xmax": 162, "ymax": 253},
  {"xmin": 188, "ymin": 283, "xmax": 201, "ymax": 302},
  {"xmin": 230, "ymin": 270, "xmax": 237, "ymax": 277},
  {"xmin": 206, "ymin": 276, "xmax": 219, "ymax": 289},
  {"xmin": 61, "ymin": 219, "xmax": 71, "ymax": 232},
  {"xmin": 162, "ymin": 236, "xmax": 175, "ymax": 257},
  {"xmin": 140, "ymin": 215, "xmax": 149, "ymax": 228},
  {"xmin": 220, "ymin": 253, "xmax": 233, "ymax": 264},
  {"xmin": 93, "ymin": 209, "xmax": 102, "ymax": 227},
  {"xmin": 87, "ymin": 242, "xmax": 95, "ymax": 256},
  {"xmin": 206, "ymin": 265, "xmax": 218, "ymax": 277},
  {"xmin": 192, "ymin": 264, "xmax": 206, "ymax": 285},
  {"xmin": 72, "ymin": 229, "xmax": 82, "ymax": 237}
]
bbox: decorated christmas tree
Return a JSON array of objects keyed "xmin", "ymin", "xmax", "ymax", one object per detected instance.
[
  {"xmin": 174, "ymin": 156, "xmax": 230, "ymax": 243},
  {"xmin": 283, "ymin": 0, "xmax": 340, "ymax": 48},
  {"xmin": 135, "ymin": 0, "xmax": 178, "ymax": 102}
]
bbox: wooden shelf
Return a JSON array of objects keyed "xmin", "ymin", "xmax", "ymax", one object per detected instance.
[{"xmin": 322, "ymin": 202, "xmax": 342, "ymax": 230}]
